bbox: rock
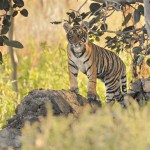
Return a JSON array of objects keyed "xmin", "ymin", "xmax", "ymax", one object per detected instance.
[
  {"xmin": 141, "ymin": 78, "xmax": 150, "ymax": 93},
  {"xmin": 0, "ymin": 128, "xmax": 9, "ymax": 138},
  {"xmin": 131, "ymin": 79, "xmax": 142, "ymax": 92},
  {"xmin": 145, "ymin": 93, "xmax": 150, "ymax": 100},
  {"xmin": 127, "ymin": 89, "xmax": 136, "ymax": 98},
  {"xmin": 0, "ymin": 89, "xmax": 88, "ymax": 150},
  {"xmin": 128, "ymin": 77, "xmax": 150, "ymax": 103}
]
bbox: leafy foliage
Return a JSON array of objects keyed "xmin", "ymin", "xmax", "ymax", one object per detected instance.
[
  {"xmin": 3, "ymin": 39, "xmax": 24, "ymax": 48},
  {"xmin": 20, "ymin": 9, "xmax": 28, "ymax": 17},
  {"xmin": 51, "ymin": 1, "xmax": 149, "ymax": 76},
  {"xmin": 0, "ymin": 0, "xmax": 28, "ymax": 61},
  {"xmin": 122, "ymin": 13, "xmax": 132, "ymax": 26}
]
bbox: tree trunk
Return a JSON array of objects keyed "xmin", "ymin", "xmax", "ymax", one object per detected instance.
[
  {"xmin": 144, "ymin": 0, "xmax": 150, "ymax": 38},
  {"xmin": 8, "ymin": 1, "xmax": 18, "ymax": 92},
  {"xmin": 92, "ymin": 0, "xmax": 143, "ymax": 4}
]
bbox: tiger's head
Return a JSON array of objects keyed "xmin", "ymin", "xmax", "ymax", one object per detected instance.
[{"xmin": 63, "ymin": 21, "xmax": 89, "ymax": 53}]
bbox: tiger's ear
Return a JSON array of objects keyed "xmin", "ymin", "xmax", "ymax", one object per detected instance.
[
  {"xmin": 63, "ymin": 23, "xmax": 71, "ymax": 32},
  {"xmin": 81, "ymin": 21, "xmax": 89, "ymax": 31}
]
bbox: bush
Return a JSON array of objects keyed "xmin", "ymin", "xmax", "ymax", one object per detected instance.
[
  {"xmin": 22, "ymin": 103, "xmax": 150, "ymax": 150},
  {"xmin": 0, "ymin": 54, "xmax": 19, "ymax": 128}
]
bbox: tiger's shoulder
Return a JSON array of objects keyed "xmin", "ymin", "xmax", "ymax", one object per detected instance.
[{"xmin": 87, "ymin": 41, "xmax": 120, "ymax": 55}]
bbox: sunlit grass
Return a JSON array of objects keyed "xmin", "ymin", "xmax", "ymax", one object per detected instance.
[
  {"xmin": 0, "ymin": 54, "xmax": 19, "ymax": 128},
  {"xmin": 0, "ymin": 40, "xmax": 135, "ymax": 128}
]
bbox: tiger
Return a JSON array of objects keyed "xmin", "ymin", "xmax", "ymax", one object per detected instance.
[{"xmin": 63, "ymin": 21, "xmax": 127, "ymax": 108}]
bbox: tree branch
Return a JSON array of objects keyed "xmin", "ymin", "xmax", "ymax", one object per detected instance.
[
  {"xmin": 144, "ymin": 0, "xmax": 150, "ymax": 38},
  {"xmin": 77, "ymin": 0, "xmax": 88, "ymax": 12},
  {"xmin": 91, "ymin": 0, "xmax": 143, "ymax": 4},
  {"xmin": 90, "ymin": 27, "xmax": 145, "ymax": 35}
]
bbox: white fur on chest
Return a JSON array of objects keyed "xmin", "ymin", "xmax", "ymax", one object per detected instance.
[{"xmin": 72, "ymin": 57, "xmax": 86, "ymax": 73}]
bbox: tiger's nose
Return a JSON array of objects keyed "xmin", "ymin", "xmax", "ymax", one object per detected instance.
[{"xmin": 75, "ymin": 43, "xmax": 80, "ymax": 47}]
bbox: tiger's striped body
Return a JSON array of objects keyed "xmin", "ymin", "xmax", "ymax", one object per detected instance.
[{"xmin": 64, "ymin": 22, "xmax": 127, "ymax": 108}]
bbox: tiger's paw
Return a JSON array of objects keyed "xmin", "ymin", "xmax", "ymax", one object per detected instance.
[
  {"xmin": 70, "ymin": 88, "xmax": 79, "ymax": 94},
  {"xmin": 87, "ymin": 92, "xmax": 102, "ymax": 108},
  {"xmin": 90, "ymin": 99, "xmax": 102, "ymax": 108}
]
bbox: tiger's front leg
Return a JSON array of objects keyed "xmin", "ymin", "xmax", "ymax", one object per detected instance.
[
  {"xmin": 68, "ymin": 62, "xmax": 79, "ymax": 94},
  {"xmin": 86, "ymin": 64, "xmax": 101, "ymax": 107}
]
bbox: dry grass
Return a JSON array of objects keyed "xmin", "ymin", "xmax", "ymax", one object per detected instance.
[{"xmin": 22, "ymin": 103, "xmax": 150, "ymax": 150}]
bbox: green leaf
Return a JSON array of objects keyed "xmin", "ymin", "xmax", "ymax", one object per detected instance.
[
  {"xmin": 0, "ymin": 37, "xmax": 4, "ymax": 46},
  {"xmin": 105, "ymin": 36, "xmax": 112, "ymax": 40},
  {"xmin": 95, "ymin": 36, "xmax": 100, "ymax": 41},
  {"xmin": 73, "ymin": 17, "xmax": 81, "ymax": 23},
  {"xmin": 97, "ymin": 31, "xmax": 104, "ymax": 36},
  {"xmin": 20, "ymin": 9, "xmax": 28, "ymax": 17},
  {"xmin": 134, "ymin": 9, "xmax": 141, "ymax": 24},
  {"xmin": 90, "ymin": 39, "xmax": 94, "ymax": 42},
  {"xmin": 137, "ymin": 55, "xmax": 144, "ymax": 66},
  {"xmin": 0, "ymin": 51, "xmax": 2, "ymax": 64},
  {"xmin": 89, "ymin": 16, "xmax": 100, "ymax": 27},
  {"xmin": 3, "ymin": 0, "xmax": 10, "ymax": 11},
  {"xmin": 4, "ymin": 39, "xmax": 24, "ymax": 48},
  {"xmin": 122, "ymin": 13, "xmax": 132, "ymax": 26},
  {"xmin": 3, "ymin": 18, "xmax": 11, "ymax": 26},
  {"xmin": 1, "ymin": 26, "xmax": 9, "ymax": 34},
  {"xmin": 13, "ymin": 4, "xmax": 17, "ymax": 8},
  {"xmin": 146, "ymin": 58, "xmax": 150, "ymax": 67},
  {"xmin": 81, "ymin": 12, "xmax": 90, "ymax": 19},
  {"xmin": 92, "ymin": 26, "xmax": 98, "ymax": 31},
  {"xmin": 116, "ymin": 47, "xmax": 122, "ymax": 53},
  {"xmin": 18, "ymin": 1, "xmax": 24, "ymax": 8},
  {"xmin": 12, "ymin": 11, "xmax": 18, "ymax": 17},
  {"xmin": 123, "ymin": 26, "xmax": 134, "ymax": 32},
  {"xmin": 132, "ymin": 46, "xmax": 143, "ymax": 54},
  {"xmin": 101, "ymin": 23, "xmax": 108, "ymax": 30},
  {"xmin": 69, "ymin": 12, "xmax": 75, "ymax": 19},
  {"xmin": 138, "ymin": 5, "xmax": 144, "ymax": 16},
  {"xmin": 0, "ymin": 0, "xmax": 10, "ymax": 11},
  {"xmin": 125, "ymin": 44, "xmax": 131, "ymax": 49},
  {"xmin": 0, "ymin": 0, "xmax": 4, "ymax": 10},
  {"xmin": 90, "ymin": 3, "xmax": 101, "ymax": 14},
  {"xmin": 13, "ymin": 0, "xmax": 24, "ymax": 8},
  {"xmin": 73, "ymin": 22, "xmax": 80, "ymax": 25},
  {"xmin": 2, "ymin": 36, "xmax": 9, "ymax": 40}
]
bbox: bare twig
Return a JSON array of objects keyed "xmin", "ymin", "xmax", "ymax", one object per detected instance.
[
  {"xmin": 78, "ymin": 0, "xmax": 88, "ymax": 12},
  {"xmin": 69, "ymin": 9, "xmax": 83, "ymax": 24},
  {"xmin": 144, "ymin": 0, "xmax": 150, "ymax": 38},
  {"xmin": 89, "ymin": 27, "xmax": 145, "ymax": 36},
  {"xmin": 106, "ymin": 9, "xmax": 115, "ymax": 17},
  {"xmin": 105, "ymin": 1, "xmax": 122, "ymax": 11},
  {"xmin": 91, "ymin": 0, "xmax": 143, "ymax": 4},
  {"xmin": 90, "ymin": 5, "xmax": 104, "ymax": 17}
]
